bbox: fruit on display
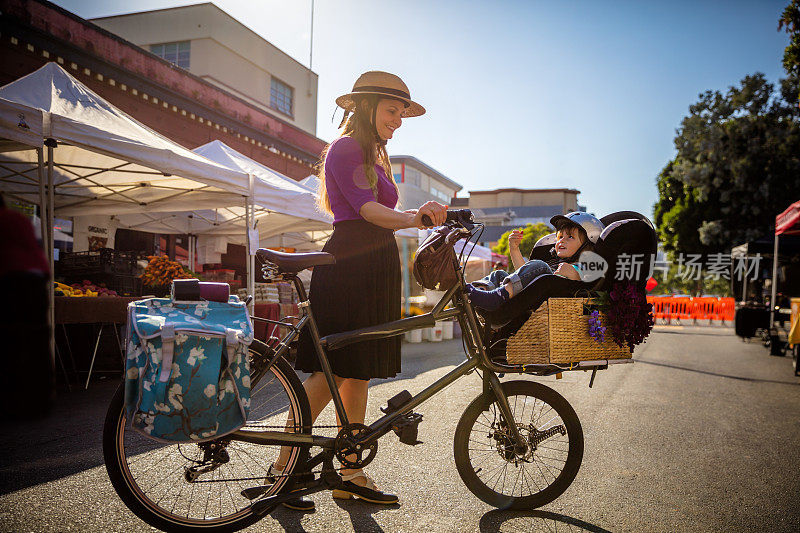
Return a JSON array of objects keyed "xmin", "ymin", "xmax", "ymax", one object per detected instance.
[
  {"xmin": 54, "ymin": 280, "xmax": 119, "ymax": 297},
  {"xmin": 141, "ymin": 255, "xmax": 195, "ymax": 288}
]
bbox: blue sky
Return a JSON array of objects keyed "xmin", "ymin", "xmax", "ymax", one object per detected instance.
[{"xmin": 55, "ymin": 0, "xmax": 791, "ymax": 219}]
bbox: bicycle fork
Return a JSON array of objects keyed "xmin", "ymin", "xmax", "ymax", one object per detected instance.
[{"xmin": 482, "ymin": 369, "xmax": 527, "ymax": 449}]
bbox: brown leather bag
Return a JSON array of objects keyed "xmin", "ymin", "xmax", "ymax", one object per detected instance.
[{"xmin": 413, "ymin": 227, "xmax": 459, "ymax": 291}]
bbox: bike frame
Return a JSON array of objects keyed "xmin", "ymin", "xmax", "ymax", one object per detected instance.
[{"xmin": 231, "ymin": 247, "xmax": 530, "ymax": 452}]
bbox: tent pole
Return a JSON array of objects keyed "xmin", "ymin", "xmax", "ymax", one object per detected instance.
[
  {"xmin": 770, "ymin": 234, "xmax": 779, "ymax": 328},
  {"xmin": 37, "ymin": 148, "xmax": 48, "ymax": 260},
  {"xmin": 47, "ymin": 144, "xmax": 56, "ymax": 384},
  {"xmin": 742, "ymin": 258, "xmax": 748, "ymax": 303},
  {"xmin": 187, "ymin": 215, "xmax": 193, "ymax": 273},
  {"xmin": 246, "ymin": 173, "xmax": 255, "ymax": 314}
]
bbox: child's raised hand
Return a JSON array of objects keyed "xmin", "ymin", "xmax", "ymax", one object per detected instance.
[{"xmin": 508, "ymin": 229, "xmax": 523, "ymax": 249}]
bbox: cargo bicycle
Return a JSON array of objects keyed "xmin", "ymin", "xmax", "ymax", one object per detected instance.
[{"xmin": 103, "ymin": 209, "xmax": 627, "ymax": 532}]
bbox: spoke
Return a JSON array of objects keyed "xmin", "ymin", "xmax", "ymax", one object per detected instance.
[
  {"xmin": 521, "ymin": 462, "xmax": 543, "ymax": 493},
  {"xmin": 537, "ymin": 413, "xmax": 561, "ymax": 431},
  {"xmin": 533, "ymin": 396, "xmax": 547, "ymax": 425},
  {"xmin": 467, "ymin": 436, "xmax": 497, "ymax": 449},
  {"xmin": 185, "ymin": 467, "xmax": 198, "ymax": 518},
  {"xmin": 147, "ymin": 460, "xmax": 188, "ymax": 498},
  {"xmin": 533, "ymin": 457, "xmax": 555, "ymax": 485},
  {"xmin": 511, "ymin": 461, "xmax": 524, "ymax": 497}
]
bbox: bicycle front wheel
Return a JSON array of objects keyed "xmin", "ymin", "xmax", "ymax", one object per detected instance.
[
  {"xmin": 103, "ymin": 342, "xmax": 311, "ymax": 532},
  {"xmin": 453, "ymin": 380, "xmax": 583, "ymax": 510}
]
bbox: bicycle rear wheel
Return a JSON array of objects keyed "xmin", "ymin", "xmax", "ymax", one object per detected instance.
[
  {"xmin": 103, "ymin": 342, "xmax": 311, "ymax": 532},
  {"xmin": 453, "ymin": 380, "xmax": 583, "ymax": 510}
]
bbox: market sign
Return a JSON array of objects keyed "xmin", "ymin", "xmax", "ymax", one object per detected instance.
[{"xmin": 776, "ymin": 200, "xmax": 800, "ymax": 235}]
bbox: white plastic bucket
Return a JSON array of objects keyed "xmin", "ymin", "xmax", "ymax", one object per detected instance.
[
  {"xmin": 430, "ymin": 321, "xmax": 444, "ymax": 342},
  {"xmin": 441, "ymin": 319, "xmax": 454, "ymax": 340},
  {"xmin": 407, "ymin": 328, "xmax": 423, "ymax": 343}
]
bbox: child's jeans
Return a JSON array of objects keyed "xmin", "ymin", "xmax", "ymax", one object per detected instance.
[{"xmin": 477, "ymin": 260, "xmax": 553, "ymax": 295}]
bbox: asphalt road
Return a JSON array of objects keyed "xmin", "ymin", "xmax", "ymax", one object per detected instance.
[{"xmin": 1, "ymin": 325, "xmax": 799, "ymax": 532}]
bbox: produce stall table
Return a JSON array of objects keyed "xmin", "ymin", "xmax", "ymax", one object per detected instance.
[{"xmin": 55, "ymin": 296, "xmax": 138, "ymax": 389}]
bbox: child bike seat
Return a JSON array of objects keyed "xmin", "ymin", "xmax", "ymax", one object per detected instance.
[{"xmin": 478, "ymin": 211, "xmax": 657, "ymax": 330}]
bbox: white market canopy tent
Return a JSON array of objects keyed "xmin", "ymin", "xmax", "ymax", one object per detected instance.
[
  {"xmin": 100, "ymin": 140, "xmax": 333, "ymax": 250},
  {"xmin": 0, "ymin": 63, "xmax": 252, "ymax": 215},
  {"xmin": 0, "ymin": 63, "xmax": 264, "ymax": 378},
  {"xmin": 299, "ymin": 174, "xmax": 320, "ymax": 192}
]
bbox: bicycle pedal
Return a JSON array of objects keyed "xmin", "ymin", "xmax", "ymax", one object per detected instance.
[
  {"xmin": 381, "ymin": 390, "xmax": 412, "ymax": 414},
  {"xmin": 392, "ymin": 412, "xmax": 423, "ymax": 445}
]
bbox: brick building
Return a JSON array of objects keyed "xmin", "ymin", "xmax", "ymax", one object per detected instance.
[{"xmin": 0, "ymin": 0, "xmax": 325, "ymax": 180}]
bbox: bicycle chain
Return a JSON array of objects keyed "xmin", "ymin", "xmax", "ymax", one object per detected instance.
[{"xmin": 201, "ymin": 422, "xmax": 349, "ymax": 482}]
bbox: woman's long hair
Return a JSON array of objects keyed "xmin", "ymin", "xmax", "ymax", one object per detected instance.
[{"xmin": 316, "ymin": 95, "xmax": 399, "ymax": 216}]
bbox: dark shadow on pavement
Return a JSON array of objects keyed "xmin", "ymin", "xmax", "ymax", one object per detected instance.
[
  {"xmin": 0, "ymin": 378, "xmax": 119, "ymax": 495},
  {"xmin": 479, "ymin": 509, "xmax": 611, "ymax": 532},
  {"xmin": 332, "ymin": 496, "xmax": 399, "ymax": 532},
  {"xmin": 0, "ymin": 339, "xmax": 467, "ymax": 496},
  {"xmin": 270, "ymin": 505, "xmax": 312, "ymax": 532},
  {"xmin": 636, "ymin": 359, "xmax": 800, "ymax": 386}
]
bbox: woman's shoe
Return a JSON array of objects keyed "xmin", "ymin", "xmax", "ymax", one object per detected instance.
[
  {"xmin": 331, "ymin": 472, "xmax": 399, "ymax": 504},
  {"xmin": 266, "ymin": 464, "xmax": 315, "ymax": 512}
]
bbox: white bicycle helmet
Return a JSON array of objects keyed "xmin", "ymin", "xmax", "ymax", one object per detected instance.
[{"xmin": 549, "ymin": 212, "xmax": 605, "ymax": 244}]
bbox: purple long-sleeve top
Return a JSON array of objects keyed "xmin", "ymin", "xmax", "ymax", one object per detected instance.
[{"xmin": 324, "ymin": 136, "xmax": 399, "ymax": 224}]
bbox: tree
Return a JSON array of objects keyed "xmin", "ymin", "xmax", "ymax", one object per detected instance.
[
  {"xmin": 491, "ymin": 223, "xmax": 552, "ymax": 270},
  {"xmin": 779, "ymin": 0, "xmax": 800, "ymax": 81},
  {"xmin": 653, "ymin": 73, "xmax": 800, "ymax": 256},
  {"xmin": 649, "ymin": 261, "xmax": 732, "ymax": 297}
]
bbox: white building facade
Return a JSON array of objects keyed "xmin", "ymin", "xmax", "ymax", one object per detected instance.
[
  {"xmin": 389, "ymin": 155, "xmax": 462, "ymax": 210},
  {"xmin": 91, "ymin": 3, "xmax": 318, "ymax": 135}
]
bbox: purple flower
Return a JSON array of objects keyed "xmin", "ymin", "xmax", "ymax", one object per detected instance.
[
  {"xmin": 599, "ymin": 282, "xmax": 654, "ymax": 351},
  {"xmin": 587, "ymin": 309, "xmax": 606, "ymax": 344}
]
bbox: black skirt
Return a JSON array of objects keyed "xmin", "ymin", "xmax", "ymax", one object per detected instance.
[{"xmin": 295, "ymin": 219, "xmax": 401, "ymax": 380}]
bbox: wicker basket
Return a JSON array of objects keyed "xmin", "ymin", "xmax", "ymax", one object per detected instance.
[{"xmin": 506, "ymin": 298, "xmax": 631, "ymax": 365}]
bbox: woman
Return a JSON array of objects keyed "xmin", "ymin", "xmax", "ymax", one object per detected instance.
[{"xmin": 273, "ymin": 71, "xmax": 447, "ymax": 510}]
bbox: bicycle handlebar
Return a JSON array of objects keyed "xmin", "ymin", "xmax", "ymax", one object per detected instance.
[{"xmin": 421, "ymin": 208, "xmax": 474, "ymax": 228}]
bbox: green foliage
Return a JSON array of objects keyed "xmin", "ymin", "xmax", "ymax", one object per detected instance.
[
  {"xmin": 491, "ymin": 223, "xmax": 552, "ymax": 270},
  {"xmin": 653, "ymin": 73, "xmax": 800, "ymax": 255},
  {"xmin": 779, "ymin": 1, "xmax": 800, "ymax": 79},
  {"xmin": 649, "ymin": 256, "xmax": 732, "ymax": 297}
]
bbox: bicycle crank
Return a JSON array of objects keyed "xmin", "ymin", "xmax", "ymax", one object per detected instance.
[{"xmin": 334, "ymin": 423, "xmax": 378, "ymax": 469}]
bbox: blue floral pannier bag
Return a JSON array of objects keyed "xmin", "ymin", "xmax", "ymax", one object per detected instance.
[{"xmin": 124, "ymin": 297, "xmax": 254, "ymax": 443}]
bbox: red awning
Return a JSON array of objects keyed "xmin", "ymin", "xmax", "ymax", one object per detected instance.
[{"xmin": 776, "ymin": 201, "xmax": 800, "ymax": 236}]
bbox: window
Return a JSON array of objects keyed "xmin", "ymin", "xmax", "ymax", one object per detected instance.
[
  {"xmin": 431, "ymin": 186, "xmax": 450, "ymax": 202},
  {"xmin": 393, "ymin": 173, "xmax": 402, "ymax": 183},
  {"xmin": 270, "ymin": 77, "xmax": 294, "ymax": 116},
  {"xmin": 405, "ymin": 167, "xmax": 421, "ymax": 188},
  {"xmin": 150, "ymin": 41, "xmax": 190, "ymax": 69}
]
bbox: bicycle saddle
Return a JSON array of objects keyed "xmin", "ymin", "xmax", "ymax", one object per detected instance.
[{"xmin": 256, "ymin": 248, "xmax": 335, "ymax": 273}]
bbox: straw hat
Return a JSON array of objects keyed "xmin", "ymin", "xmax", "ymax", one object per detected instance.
[{"xmin": 336, "ymin": 71, "xmax": 425, "ymax": 118}]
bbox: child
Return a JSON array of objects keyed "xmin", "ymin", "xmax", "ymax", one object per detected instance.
[{"xmin": 466, "ymin": 212, "xmax": 605, "ymax": 311}]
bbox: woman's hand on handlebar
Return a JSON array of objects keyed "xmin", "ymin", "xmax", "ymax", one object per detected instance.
[{"xmin": 413, "ymin": 201, "xmax": 448, "ymax": 229}]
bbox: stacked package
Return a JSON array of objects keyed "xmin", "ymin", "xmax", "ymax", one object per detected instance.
[
  {"xmin": 250, "ymin": 283, "xmax": 280, "ymax": 304},
  {"xmin": 277, "ymin": 282, "xmax": 296, "ymax": 304}
]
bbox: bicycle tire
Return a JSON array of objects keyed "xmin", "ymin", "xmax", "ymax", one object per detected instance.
[
  {"xmin": 103, "ymin": 341, "xmax": 311, "ymax": 532},
  {"xmin": 453, "ymin": 380, "xmax": 583, "ymax": 510}
]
